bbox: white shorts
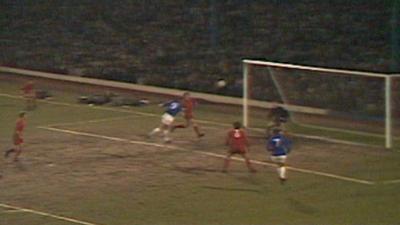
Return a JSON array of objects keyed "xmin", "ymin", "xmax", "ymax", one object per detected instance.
[
  {"xmin": 271, "ymin": 155, "xmax": 287, "ymax": 164},
  {"xmin": 161, "ymin": 113, "xmax": 175, "ymax": 126}
]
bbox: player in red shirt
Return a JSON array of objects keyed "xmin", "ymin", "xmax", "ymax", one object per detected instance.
[
  {"xmin": 21, "ymin": 81, "xmax": 36, "ymax": 110},
  {"xmin": 5, "ymin": 111, "xmax": 27, "ymax": 162},
  {"xmin": 222, "ymin": 121, "xmax": 256, "ymax": 173},
  {"xmin": 172, "ymin": 92, "xmax": 204, "ymax": 138}
]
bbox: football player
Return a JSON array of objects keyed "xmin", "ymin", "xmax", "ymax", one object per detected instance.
[
  {"xmin": 148, "ymin": 99, "xmax": 182, "ymax": 143},
  {"xmin": 267, "ymin": 128, "xmax": 292, "ymax": 184},
  {"xmin": 222, "ymin": 121, "xmax": 256, "ymax": 173},
  {"xmin": 266, "ymin": 103, "xmax": 289, "ymax": 136},
  {"xmin": 172, "ymin": 92, "xmax": 204, "ymax": 138},
  {"xmin": 5, "ymin": 111, "xmax": 27, "ymax": 162}
]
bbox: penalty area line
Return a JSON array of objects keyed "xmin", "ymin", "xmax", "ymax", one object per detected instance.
[
  {"xmin": 43, "ymin": 115, "xmax": 142, "ymax": 127},
  {"xmin": 1, "ymin": 209, "xmax": 24, "ymax": 213},
  {"xmin": 0, "ymin": 93, "xmax": 156, "ymax": 117},
  {"xmin": 38, "ymin": 126, "xmax": 376, "ymax": 186},
  {"xmin": 0, "ymin": 203, "xmax": 104, "ymax": 225},
  {"xmin": 381, "ymin": 179, "xmax": 400, "ymax": 185}
]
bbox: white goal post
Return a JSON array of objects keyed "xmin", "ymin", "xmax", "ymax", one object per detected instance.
[{"xmin": 242, "ymin": 59, "xmax": 400, "ymax": 149}]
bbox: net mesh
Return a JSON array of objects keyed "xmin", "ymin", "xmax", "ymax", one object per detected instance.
[{"xmin": 246, "ymin": 63, "xmax": 395, "ymax": 148}]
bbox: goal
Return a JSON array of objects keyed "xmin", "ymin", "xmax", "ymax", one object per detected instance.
[{"xmin": 242, "ymin": 59, "xmax": 400, "ymax": 149}]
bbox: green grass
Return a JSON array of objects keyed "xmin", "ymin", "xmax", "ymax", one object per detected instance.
[
  {"xmin": 1, "ymin": 77, "xmax": 400, "ymax": 225},
  {"xmin": 288, "ymin": 122, "xmax": 386, "ymax": 146}
]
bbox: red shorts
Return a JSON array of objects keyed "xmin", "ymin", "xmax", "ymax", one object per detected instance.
[{"xmin": 13, "ymin": 134, "xmax": 23, "ymax": 145}]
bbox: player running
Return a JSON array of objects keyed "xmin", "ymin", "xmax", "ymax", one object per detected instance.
[
  {"xmin": 5, "ymin": 111, "xmax": 27, "ymax": 162},
  {"xmin": 21, "ymin": 81, "xmax": 36, "ymax": 110},
  {"xmin": 267, "ymin": 128, "xmax": 292, "ymax": 184},
  {"xmin": 148, "ymin": 99, "xmax": 183, "ymax": 143},
  {"xmin": 172, "ymin": 92, "xmax": 204, "ymax": 138},
  {"xmin": 222, "ymin": 121, "xmax": 256, "ymax": 173}
]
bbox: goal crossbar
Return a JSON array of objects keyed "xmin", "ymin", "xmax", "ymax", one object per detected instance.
[{"xmin": 243, "ymin": 59, "xmax": 393, "ymax": 78}]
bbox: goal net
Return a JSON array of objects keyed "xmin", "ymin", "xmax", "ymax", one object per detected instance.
[{"xmin": 242, "ymin": 59, "xmax": 400, "ymax": 149}]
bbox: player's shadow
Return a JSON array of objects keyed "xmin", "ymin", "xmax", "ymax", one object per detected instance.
[
  {"xmin": 226, "ymin": 172, "xmax": 263, "ymax": 186},
  {"xmin": 172, "ymin": 166, "xmax": 221, "ymax": 175},
  {"xmin": 6, "ymin": 160, "xmax": 28, "ymax": 172},
  {"xmin": 287, "ymin": 197, "xmax": 318, "ymax": 215},
  {"xmin": 201, "ymin": 185, "xmax": 261, "ymax": 194}
]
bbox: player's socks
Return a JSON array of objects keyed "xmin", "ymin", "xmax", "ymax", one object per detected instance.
[
  {"xmin": 163, "ymin": 130, "xmax": 171, "ymax": 143},
  {"xmin": 245, "ymin": 159, "xmax": 256, "ymax": 173},
  {"xmin": 281, "ymin": 166, "xmax": 286, "ymax": 179},
  {"xmin": 278, "ymin": 166, "xmax": 287, "ymax": 183},
  {"xmin": 277, "ymin": 167, "xmax": 282, "ymax": 178}
]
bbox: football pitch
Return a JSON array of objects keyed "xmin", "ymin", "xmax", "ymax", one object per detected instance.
[{"xmin": 1, "ymin": 76, "xmax": 400, "ymax": 225}]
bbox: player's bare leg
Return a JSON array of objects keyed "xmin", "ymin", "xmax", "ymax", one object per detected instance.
[
  {"xmin": 163, "ymin": 124, "xmax": 173, "ymax": 143},
  {"xmin": 277, "ymin": 162, "xmax": 287, "ymax": 184},
  {"xmin": 172, "ymin": 124, "xmax": 186, "ymax": 130},
  {"xmin": 172, "ymin": 118, "xmax": 204, "ymax": 138},
  {"xmin": 5, "ymin": 144, "xmax": 22, "ymax": 162},
  {"xmin": 172, "ymin": 118, "xmax": 188, "ymax": 130},
  {"xmin": 13, "ymin": 146, "xmax": 22, "ymax": 162},
  {"xmin": 190, "ymin": 120, "xmax": 204, "ymax": 138},
  {"xmin": 242, "ymin": 154, "xmax": 256, "ymax": 173},
  {"xmin": 149, "ymin": 123, "xmax": 166, "ymax": 139},
  {"xmin": 148, "ymin": 126, "xmax": 162, "ymax": 138},
  {"xmin": 222, "ymin": 153, "xmax": 233, "ymax": 172},
  {"xmin": 192, "ymin": 121, "xmax": 204, "ymax": 138}
]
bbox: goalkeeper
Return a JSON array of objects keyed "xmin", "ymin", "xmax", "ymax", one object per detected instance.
[{"xmin": 266, "ymin": 103, "xmax": 289, "ymax": 136}]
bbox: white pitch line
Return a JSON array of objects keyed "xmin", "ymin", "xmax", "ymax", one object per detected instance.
[
  {"xmin": 382, "ymin": 179, "xmax": 400, "ymax": 185},
  {"xmin": 202, "ymin": 151, "xmax": 375, "ymax": 185},
  {"xmin": 297, "ymin": 122, "xmax": 386, "ymax": 138},
  {"xmin": 0, "ymin": 93, "xmax": 155, "ymax": 117},
  {"xmin": 250, "ymin": 126, "xmax": 379, "ymax": 148},
  {"xmin": 38, "ymin": 126, "xmax": 376, "ymax": 185},
  {"xmin": 39, "ymin": 126, "xmax": 169, "ymax": 149},
  {"xmin": 0, "ymin": 203, "xmax": 104, "ymax": 225},
  {"xmin": 44, "ymin": 115, "xmax": 140, "ymax": 127},
  {"xmin": 1, "ymin": 209, "xmax": 24, "ymax": 213}
]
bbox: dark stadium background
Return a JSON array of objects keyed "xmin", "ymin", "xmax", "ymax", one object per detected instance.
[{"xmin": 0, "ymin": 0, "xmax": 398, "ymax": 95}]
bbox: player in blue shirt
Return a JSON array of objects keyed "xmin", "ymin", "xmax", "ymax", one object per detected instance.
[
  {"xmin": 267, "ymin": 128, "xmax": 292, "ymax": 184},
  {"xmin": 148, "ymin": 99, "xmax": 182, "ymax": 143}
]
